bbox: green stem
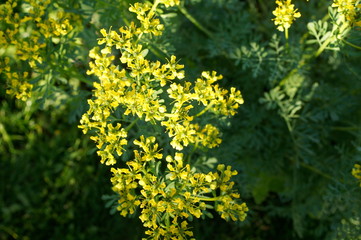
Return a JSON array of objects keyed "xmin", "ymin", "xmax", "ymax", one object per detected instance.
[
  {"xmin": 194, "ymin": 102, "xmax": 214, "ymax": 117},
  {"xmin": 79, "ymin": 76, "xmax": 94, "ymax": 86},
  {"xmin": 342, "ymin": 39, "xmax": 361, "ymax": 50},
  {"xmin": 148, "ymin": 43, "xmax": 170, "ymax": 59},
  {"xmin": 120, "ymin": 14, "xmax": 130, "ymax": 26},
  {"xmin": 285, "ymin": 28, "xmax": 289, "ymax": 40},
  {"xmin": 314, "ymin": 36, "xmax": 334, "ymax": 57},
  {"xmin": 331, "ymin": 126, "xmax": 361, "ymax": 131},
  {"xmin": 0, "ymin": 122, "xmax": 15, "ymax": 152},
  {"xmin": 149, "ymin": 0, "xmax": 160, "ymax": 17},
  {"xmin": 186, "ymin": 142, "xmax": 199, "ymax": 165},
  {"xmin": 125, "ymin": 118, "xmax": 139, "ymax": 131},
  {"xmin": 177, "ymin": 5, "xmax": 213, "ymax": 38},
  {"xmin": 165, "ymin": 213, "xmax": 170, "ymax": 230},
  {"xmin": 193, "ymin": 196, "xmax": 218, "ymax": 202},
  {"xmin": 0, "ymin": 226, "xmax": 18, "ymax": 239},
  {"xmin": 299, "ymin": 162, "xmax": 335, "ymax": 181}
]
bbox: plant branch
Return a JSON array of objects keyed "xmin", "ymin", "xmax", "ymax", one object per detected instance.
[{"xmin": 177, "ymin": 5, "xmax": 213, "ymax": 38}]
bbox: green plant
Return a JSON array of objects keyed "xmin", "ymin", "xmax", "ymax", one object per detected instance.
[
  {"xmin": 79, "ymin": 1, "xmax": 248, "ymax": 238},
  {"xmin": 1, "ymin": 0, "xmax": 361, "ymax": 239}
]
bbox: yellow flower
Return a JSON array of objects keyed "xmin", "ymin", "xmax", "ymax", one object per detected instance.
[
  {"xmin": 133, "ymin": 135, "xmax": 163, "ymax": 161},
  {"xmin": 352, "ymin": 164, "xmax": 361, "ymax": 186},
  {"xmin": 5, "ymin": 72, "xmax": 33, "ymax": 101},
  {"xmin": 159, "ymin": 0, "xmax": 181, "ymax": 7},
  {"xmin": 272, "ymin": 0, "xmax": 301, "ymax": 32},
  {"xmin": 332, "ymin": 0, "xmax": 360, "ymax": 23}
]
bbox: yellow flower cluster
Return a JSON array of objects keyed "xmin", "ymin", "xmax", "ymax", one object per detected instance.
[
  {"xmin": 0, "ymin": 57, "xmax": 32, "ymax": 100},
  {"xmin": 80, "ymin": 0, "xmax": 244, "ymax": 165},
  {"xmin": 272, "ymin": 0, "xmax": 301, "ymax": 32},
  {"xmin": 79, "ymin": 0, "xmax": 247, "ymax": 238},
  {"xmin": 0, "ymin": 0, "xmax": 75, "ymax": 100},
  {"xmin": 5, "ymin": 71, "xmax": 33, "ymax": 101},
  {"xmin": 332, "ymin": 0, "xmax": 361, "ymax": 24},
  {"xmin": 160, "ymin": 0, "xmax": 181, "ymax": 7},
  {"xmin": 110, "ymin": 143, "xmax": 248, "ymax": 239},
  {"xmin": 352, "ymin": 164, "xmax": 361, "ymax": 186},
  {"xmin": 37, "ymin": 11, "xmax": 74, "ymax": 38}
]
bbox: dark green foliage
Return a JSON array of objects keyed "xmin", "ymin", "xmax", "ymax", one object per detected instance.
[
  {"xmin": 1, "ymin": 0, "xmax": 361, "ymax": 239},
  {"xmin": 0, "ymin": 96, "xmax": 144, "ymax": 240}
]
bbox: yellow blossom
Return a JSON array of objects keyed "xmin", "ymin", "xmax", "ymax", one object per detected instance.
[
  {"xmin": 5, "ymin": 72, "xmax": 33, "ymax": 101},
  {"xmin": 332, "ymin": 0, "xmax": 361, "ymax": 23},
  {"xmin": 352, "ymin": 164, "xmax": 361, "ymax": 186},
  {"xmin": 0, "ymin": 0, "xmax": 78, "ymax": 101},
  {"xmin": 272, "ymin": 0, "xmax": 301, "ymax": 32}
]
